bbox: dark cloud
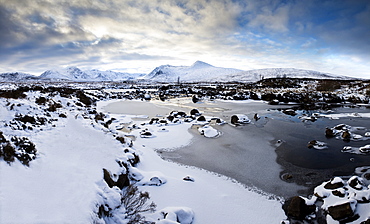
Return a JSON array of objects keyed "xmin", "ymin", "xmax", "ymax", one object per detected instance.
[{"xmin": 0, "ymin": 0, "xmax": 369, "ymax": 77}]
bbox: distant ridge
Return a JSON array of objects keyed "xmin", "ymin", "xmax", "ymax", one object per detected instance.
[
  {"xmin": 39, "ymin": 67, "xmax": 144, "ymax": 81},
  {"xmin": 219, "ymin": 68, "xmax": 352, "ymax": 83},
  {"xmin": 143, "ymin": 61, "xmax": 354, "ymax": 83},
  {"xmin": 0, "ymin": 61, "xmax": 357, "ymax": 83}
]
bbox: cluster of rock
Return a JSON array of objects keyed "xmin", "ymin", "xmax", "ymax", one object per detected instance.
[
  {"xmin": 282, "ymin": 173, "xmax": 370, "ymax": 223},
  {"xmin": 139, "ymin": 108, "xmax": 226, "ymax": 139}
]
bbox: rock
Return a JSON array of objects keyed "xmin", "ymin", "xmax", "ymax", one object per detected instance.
[
  {"xmin": 192, "ymin": 95, "xmax": 199, "ymax": 103},
  {"xmin": 149, "ymin": 118, "xmax": 159, "ymax": 124},
  {"xmin": 59, "ymin": 113, "xmax": 67, "ymax": 118},
  {"xmin": 231, "ymin": 115, "xmax": 239, "ymax": 125},
  {"xmin": 254, "ymin": 113, "xmax": 260, "ymax": 121},
  {"xmin": 364, "ymin": 173, "xmax": 370, "ymax": 180},
  {"xmin": 342, "ymin": 130, "xmax": 351, "ymax": 141},
  {"xmin": 324, "ymin": 177, "xmax": 345, "ymax": 189},
  {"xmin": 361, "ymin": 219, "xmax": 370, "ymax": 224},
  {"xmin": 197, "ymin": 115, "xmax": 206, "ymax": 122},
  {"xmin": 198, "ymin": 125, "xmax": 219, "ymax": 138},
  {"xmin": 307, "ymin": 140, "xmax": 317, "ymax": 148},
  {"xmin": 269, "ymin": 99, "xmax": 279, "ymax": 105},
  {"xmin": 115, "ymin": 173, "xmax": 130, "ymax": 189},
  {"xmin": 334, "ymin": 124, "xmax": 347, "ymax": 130},
  {"xmin": 327, "ymin": 202, "xmax": 355, "ymax": 221},
  {"xmin": 231, "ymin": 114, "xmax": 251, "ymax": 125},
  {"xmin": 157, "ymin": 207, "xmax": 194, "ymax": 224},
  {"xmin": 348, "ymin": 176, "xmax": 364, "ymax": 190},
  {"xmin": 282, "ymin": 196, "xmax": 315, "ymax": 220},
  {"xmin": 143, "ymin": 93, "xmax": 151, "ymax": 100},
  {"xmin": 140, "ymin": 129, "xmax": 153, "ymax": 138},
  {"xmin": 190, "ymin": 109, "xmax": 200, "ymax": 116},
  {"xmin": 167, "ymin": 115, "xmax": 175, "ymax": 122},
  {"xmin": 359, "ymin": 145, "xmax": 370, "ymax": 153},
  {"xmin": 183, "ymin": 175, "xmax": 195, "ymax": 182},
  {"xmin": 342, "ymin": 146, "xmax": 352, "ymax": 152},
  {"xmin": 103, "ymin": 168, "xmax": 130, "ymax": 190},
  {"xmin": 332, "ymin": 190, "xmax": 346, "ymax": 197},
  {"xmin": 281, "ymin": 173, "xmax": 293, "ymax": 181},
  {"xmin": 307, "ymin": 140, "xmax": 327, "ymax": 150},
  {"xmin": 283, "ymin": 109, "xmax": 296, "ymax": 116},
  {"xmin": 325, "ymin": 128, "xmax": 335, "ymax": 137},
  {"xmin": 148, "ymin": 177, "xmax": 164, "ymax": 186}
]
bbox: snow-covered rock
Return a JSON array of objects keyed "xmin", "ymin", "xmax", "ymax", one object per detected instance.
[
  {"xmin": 198, "ymin": 125, "xmax": 220, "ymax": 138},
  {"xmin": 230, "ymin": 114, "xmax": 251, "ymax": 125}
]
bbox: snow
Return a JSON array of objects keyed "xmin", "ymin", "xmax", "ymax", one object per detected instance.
[
  {"xmin": 0, "ymin": 61, "xmax": 353, "ymax": 83},
  {"xmin": 319, "ymin": 112, "xmax": 370, "ymax": 119},
  {"xmin": 143, "ymin": 61, "xmax": 243, "ymax": 83},
  {"xmin": 311, "ymin": 176, "xmax": 370, "ymax": 223},
  {"xmin": 197, "ymin": 125, "xmax": 220, "ymax": 138},
  {"xmin": 223, "ymin": 68, "xmax": 352, "ymax": 83},
  {"xmin": 39, "ymin": 67, "xmax": 144, "ymax": 82},
  {"xmin": 0, "ymin": 91, "xmax": 285, "ymax": 224},
  {"xmin": 0, "ymin": 117, "xmax": 124, "ymax": 223}
]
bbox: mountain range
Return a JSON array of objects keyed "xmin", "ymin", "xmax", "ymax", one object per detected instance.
[{"xmin": 0, "ymin": 61, "xmax": 356, "ymax": 83}]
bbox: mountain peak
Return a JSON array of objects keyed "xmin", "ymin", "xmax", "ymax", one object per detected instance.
[{"xmin": 190, "ymin": 61, "xmax": 213, "ymax": 68}]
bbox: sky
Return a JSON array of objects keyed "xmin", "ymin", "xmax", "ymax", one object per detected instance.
[{"xmin": 0, "ymin": 0, "xmax": 369, "ymax": 78}]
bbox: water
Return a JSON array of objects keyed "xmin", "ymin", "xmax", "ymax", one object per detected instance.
[{"xmin": 102, "ymin": 99, "xmax": 370, "ymax": 198}]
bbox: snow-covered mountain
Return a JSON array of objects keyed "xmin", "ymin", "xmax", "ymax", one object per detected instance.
[
  {"xmin": 39, "ymin": 67, "xmax": 144, "ymax": 82},
  {"xmin": 0, "ymin": 61, "xmax": 356, "ymax": 83},
  {"xmin": 0, "ymin": 72, "xmax": 37, "ymax": 82},
  {"xmin": 143, "ymin": 61, "xmax": 354, "ymax": 83},
  {"xmin": 142, "ymin": 61, "xmax": 243, "ymax": 82},
  {"xmin": 219, "ymin": 68, "xmax": 353, "ymax": 83}
]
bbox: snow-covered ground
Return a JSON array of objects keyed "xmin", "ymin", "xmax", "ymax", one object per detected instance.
[
  {"xmin": 1, "ymin": 85, "xmax": 370, "ymax": 223},
  {"xmin": 0, "ymin": 90, "xmax": 284, "ymax": 223}
]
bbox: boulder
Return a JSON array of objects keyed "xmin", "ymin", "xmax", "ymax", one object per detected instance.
[
  {"xmin": 231, "ymin": 114, "xmax": 251, "ymax": 125},
  {"xmin": 197, "ymin": 115, "xmax": 206, "ymax": 122},
  {"xmin": 348, "ymin": 176, "xmax": 364, "ymax": 190},
  {"xmin": 282, "ymin": 196, "xmax": 315, "ymax": 220},
  {"xmin": 190, "ymin": 109, "xmax": 200, "ymax": 116},
  {"xmin": 327, "ymin": 202, "xmax": 355, "ymax": 221},
  {"xmin": 192, "ymin": 95, "xmax": 199, "ymax": 103},
  {"xmin": 324, "ymin": 177, "xmax": 345, "ymax": 189},
  {"xmin": 103, "ymin": 168, "xmax": 130, "ymax": 190},
  {"xmin": 140, "ymin": 129, "xmax": 153, "ymax": 138}
]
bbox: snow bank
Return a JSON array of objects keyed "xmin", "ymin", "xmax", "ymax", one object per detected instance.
[{"xmin": 0, "ymin": 117, "xmax": 124, "ymax": 223}]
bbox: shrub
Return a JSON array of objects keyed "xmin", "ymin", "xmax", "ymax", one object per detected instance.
[
  {"xmin": 35, "ymin": 97, "xmax": 48, "ymax": 105},
  {"xmin": 0, "ymin": 134, "xmax": 37, "ymax": 166},
  {"xmin": 317, "ymin": 80, "xmax": 341, "ymax": 91},
  {"xmin": 0, "ymin": 89, "xmax": 27, "ymax": 99},
  {"xmin": 97, "ymin": 184, "xmax": 156, "ymax": 224},
  {"xmin": 122, "ymin": 185, "xmax": 156, "ymax": 223},
  {"xmin": 1, "ymin": 143, "xmax": 16, "ymax": 164}
]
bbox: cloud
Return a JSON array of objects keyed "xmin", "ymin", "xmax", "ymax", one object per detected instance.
[{"xmin": 0, "ymin": 0, "xmax": 369, "ymax": 78}]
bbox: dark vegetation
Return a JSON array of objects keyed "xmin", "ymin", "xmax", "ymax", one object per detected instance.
[
  {"xmin": 0, "ymin": 132, "xmax": 37, "ymax": 166},
  {"xmin": 97, "ymin": 184, "xmax": 156, "ymax": 224}
]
